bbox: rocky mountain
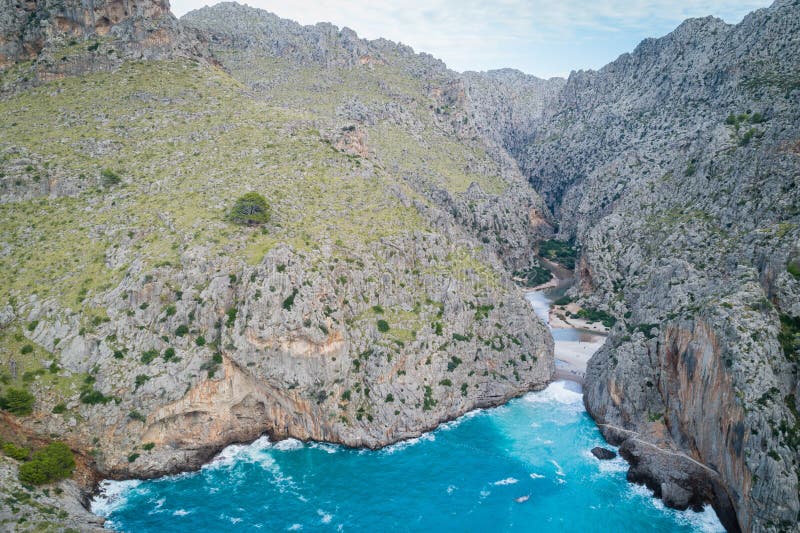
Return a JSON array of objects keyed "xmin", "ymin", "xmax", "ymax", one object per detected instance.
[
  {"xmin": 474, "ymin": 1, "xmax": 799, "ymax": 531},
  {"xmin": 461, "ymin": 68, "xmax": 565, "ymax": 156},
  {"xmin": 180, "ymin": 2, "xmax": 555, "ymax": 271},
  {"xmin": 0, "ymin": 0, "xmax": 798, "ymax": 532},
  {"xmin": 0, "ymin": 1, "xmax": 556, "ymax": 529}
]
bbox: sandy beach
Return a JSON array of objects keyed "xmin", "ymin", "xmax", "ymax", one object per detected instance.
[
  {"xmin": 525, "ymin": 281, "xmax": 608, "ymax": 384},
  {"xmin": 553, "ymin": 338, "xmax": 605, "ymax": 382}
]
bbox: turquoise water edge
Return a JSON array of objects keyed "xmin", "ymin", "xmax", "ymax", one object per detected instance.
[
  {"xmin": 92, "ymin": 285, "xmax": 725, "ymax": 532},
  {"xmin": 91, "ymin": 381, "xmax": 724, "ymax": 532}
]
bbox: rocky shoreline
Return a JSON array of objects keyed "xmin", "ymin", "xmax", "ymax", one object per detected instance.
[
  {"xmin": 80, "ymin": 276, "xmax": 568, "ymax": 526},
  {"xmin": 84, "ymin": 364, "xmax": 554, "ymax": 525},
  {"xmin": 481, "ymin": 1, "xmax": 800, "ymax": 529}
]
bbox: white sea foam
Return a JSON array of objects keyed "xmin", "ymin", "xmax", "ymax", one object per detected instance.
[
  {"xmin": 308, "ymin": 442, "xmax": 340, "ymax": 454},
  {"xmin": 523, "ymin": 380, "xmax": 583, "ymax": 405},
  {"xmin": 173, "ymin": 509, "xmax": 190, "ymax": 517},
  {"xmin": 676, "ymin": 507, "xmax": 727, "ymax": 533},
  {"xmin": 288, "ymin": 524, "xmax": 303, "ymax": 530},
  {"xmin": 380, "ymin": 405, "xmax": 485, "ymax": 451},
  {"xmin": 550, "ymin": 459, "xmax": 565, "ymax": 477},
  {"xmin": 274, "ymin": 438, "xmax": 304, "ymax": 451},
  {"xmin": 529, "ymin": 473, "xmax": 545, "ymax": 479},
  {"xmin": 493, "ymin": 477, "xmax": 519, "ymax": 486},
  {"xmin": 381, "ymin": 432, "xmax": 435, "ymax": 454},
  {"xmin": 627, "ymin": 484, "xmax": 725, "ymax": 532},
  {"xmin": 90, "ymin": 479, "xmax": 142, "ymax": 517},
  {"xmin": 202, "ymin": 435, "xmax": 303, "ymax": 498},
  {"xmin": 581, "ymin": 447, "xmax": 627, "ymax": 473},
  {"xmin": 597, "ymin": 455, "xmax": 628, "ymax": 474},
  {"xmin": 317, "ymin": 509, "xmax": 333, "ymax": 524},
  {"xmin": 206, "ymin": 435, "xmax": 273, "ymax": 469},
  {"xmin": 446, "ymin": 484, "xmax": 457, "ymax": 494},
  {"xmin": 628, "ymin": 483, "xmax": 657, "ymax": 501},
  {"xmin": 439, "ymin": 407, "xmax": 484, "ymax": 431}
]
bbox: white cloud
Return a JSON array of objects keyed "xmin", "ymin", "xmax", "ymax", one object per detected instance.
[{"xmin": 171, "ymin": 0, "xmax": 774, "ymax": 77}]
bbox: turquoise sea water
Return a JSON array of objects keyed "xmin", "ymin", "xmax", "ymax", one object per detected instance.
[{"xmin": 91, "ymin": 381, "xmax": 724, "ymax": 532}]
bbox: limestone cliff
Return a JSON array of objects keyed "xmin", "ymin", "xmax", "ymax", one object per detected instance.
[
  {"xmin": 2, "ymin": 0, "xmax": 798, "ymax": 531},
  {"xmin": 473, "ymin": 1, "xmax": 800, "ymax": 530}
]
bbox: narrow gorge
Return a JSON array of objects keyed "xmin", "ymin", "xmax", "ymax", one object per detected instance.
[{"xmin": 0, "ymin": 0, "xmax": 798, "ymax": 532}]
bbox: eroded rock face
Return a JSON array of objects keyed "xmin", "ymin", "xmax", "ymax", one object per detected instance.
[
  {"xmin": 461, "ymin": 69, "xmax": 565, "ymax": 156},
  {"xmin": 584, "ymin": 316, "xmax": 756, "ymax": 532},
  {"xmin": 0, "ymin": 0, "xmax": 210, "ymax": 90},
  {"xmin": 20, "ymin": 237, "xmax": 552, "ymax": 479},
  {"xmin": 4, "ymin": 1, "xmax": 797, "ymax": 530}
]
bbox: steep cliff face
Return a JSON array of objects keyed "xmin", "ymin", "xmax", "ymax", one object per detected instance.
[
  {"xmin": 489, "ymin": 1, "xmax": 800, "ymax": 531},
  {"xmin": 3, "ymin": 0, "xmax": 797, "ymax": 530}
]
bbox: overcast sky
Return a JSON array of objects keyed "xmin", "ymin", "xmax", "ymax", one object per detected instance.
[{"xmin": 171, "ymin": 0, "xmax": 773, "ymax": 78}]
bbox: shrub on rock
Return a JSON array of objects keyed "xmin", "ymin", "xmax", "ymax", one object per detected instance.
[
  {"xmin": 0, "ymin": 388, "xmax": 35, "ymax": 415},
  {"xmin": 2, "ymin": 443, "xmax": 30, "ymax": 461},
  {"xmin": 18, "ymin": 442, "xmax": 75, "ymax": 485},
  {"xmin": 100, "ymin": 168, "xmax": 121, "ymax": 187}
]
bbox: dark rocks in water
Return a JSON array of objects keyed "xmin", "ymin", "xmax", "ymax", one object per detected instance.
[
  {"xmin": 617, "ymin": 439, "xmax": 741, "ymax": 533},
  {"xmin": 590, "ymin": 447, "xmax": 617, "ymax": 460}
]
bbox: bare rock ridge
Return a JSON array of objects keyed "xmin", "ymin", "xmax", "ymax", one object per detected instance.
[
  {"xmin": 179, "ymin": 1, "xmax": 556, "ymax": 272},
  {"xmin": 461, "ymin": 68, "xmax": 565, "ymax": 156}
]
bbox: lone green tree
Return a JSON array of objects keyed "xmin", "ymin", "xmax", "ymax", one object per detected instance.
[{"xmin": 229, "ymin": 192, "xmax": 271, "ymax": 225}]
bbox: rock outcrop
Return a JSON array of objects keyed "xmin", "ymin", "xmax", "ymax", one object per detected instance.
[
  {"xmin": 0, "ymin": 456, "xmax": 105, "ymax": 531},
  {"xmin": 0, "ymin": 0, "xmax": 211, "ymax": 92},
  {"xmin": 590, "ymin": 446, "xmax": 616, "ymax": 460}
]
